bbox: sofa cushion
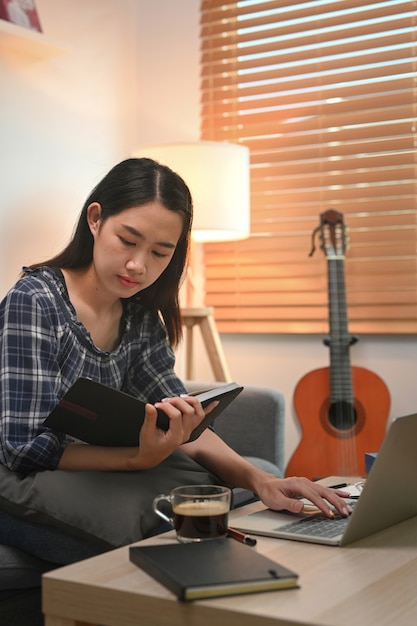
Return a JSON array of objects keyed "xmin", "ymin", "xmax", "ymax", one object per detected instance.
[
  {"xmin": 0, "ymin": 451, "xmax": 220, "ymax": 549},
  {"xmin": 185, "ymin": 382, "xmax": 285, "ymax": 472}
]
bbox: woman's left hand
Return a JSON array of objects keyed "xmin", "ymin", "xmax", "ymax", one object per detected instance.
[{"xmin": 154, "ymin": 395, "xmax": 218, "ymax": 444}]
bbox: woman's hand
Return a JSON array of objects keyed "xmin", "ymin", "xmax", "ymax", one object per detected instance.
[
  {"xmin": 182, "ymin": 429, "xmax": 352, "ymax": 518},
  {"xmin": 128, "ymin": 395, "xmax": 217, "ymax": 470},
  {"xmin": 253, "ymin": 474, "xmax": 352, "ymax": 518}
]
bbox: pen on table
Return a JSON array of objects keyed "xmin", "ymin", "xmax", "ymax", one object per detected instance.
[
  {"xmin": 328, "ymin": 482, "xmax": 360, "ymax": 499},
  {"xmin": 227, "ymin": 527, "xmax": 257, "ymax": 546}
]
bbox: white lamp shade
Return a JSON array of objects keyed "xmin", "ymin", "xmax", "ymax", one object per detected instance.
[{"xmin": 134, "ymin": 141, "xmax": 250, "ymax": 242}]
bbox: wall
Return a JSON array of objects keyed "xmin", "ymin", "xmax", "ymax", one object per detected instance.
[
  {"xmin": 0, "ymin": 0, "xmax": 201, "ymax": 287},
  {"xmin": 0, "ymin": 0, "xmax": 143, "ymax": 291},
  {"xmin": 0, "ymin": 0, "xmax": 415, "ymax": 469}
]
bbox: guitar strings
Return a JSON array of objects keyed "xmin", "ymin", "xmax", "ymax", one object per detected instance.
[{"xmin": 329, "ymin": 256, "xmax": 358, "ymax": 475}]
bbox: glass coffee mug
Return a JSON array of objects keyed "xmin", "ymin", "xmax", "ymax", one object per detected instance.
[{"xmin": 153, "ymin": 484, "xmax": 231, "ymax": 543}]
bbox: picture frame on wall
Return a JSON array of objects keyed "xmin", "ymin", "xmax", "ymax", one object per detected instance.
[{"xmin": 0, "ymin": 0, "xmax": 42, "ymax": 33}]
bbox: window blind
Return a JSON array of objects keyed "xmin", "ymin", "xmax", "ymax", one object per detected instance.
[{"xmin": 200, "ymin": 0, "xmax": 417, "ymax": 334}]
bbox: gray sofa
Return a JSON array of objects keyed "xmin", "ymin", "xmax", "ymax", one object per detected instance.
[
  {"xmin": 0, "ymin": 383, "xmax": 285, "ymax": 624},
  {"xmin": 185, "ymin": 381, "xmax": 285, "ymax": 490}
]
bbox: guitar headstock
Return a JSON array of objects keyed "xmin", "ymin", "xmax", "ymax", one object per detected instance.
[{"xmin": 317, "ymin": 209, "xmax": 349, "ymax": 259}]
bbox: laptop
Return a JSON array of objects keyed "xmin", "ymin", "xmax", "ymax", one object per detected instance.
[{"xmin": 231, "ymin": 412, "xmax": 417, "ymax": 546}]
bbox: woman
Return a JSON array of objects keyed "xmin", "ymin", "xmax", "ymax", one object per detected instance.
[{"xmin": 0, "ymin": 158, "xmax": 351, "ymax": 562}]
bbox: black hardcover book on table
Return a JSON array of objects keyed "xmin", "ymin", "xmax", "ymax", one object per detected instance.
[
  {"xmin": 44, "ymin": 378, "xmax": 243, "ymax": 446},
  {"xmin": 129, "ymin": 539, "xmax": 298, "ymax": 601}
]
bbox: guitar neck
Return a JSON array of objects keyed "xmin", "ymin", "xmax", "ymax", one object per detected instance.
[{"xmin": 327, "ymin": 257, "xmax": 353, "ymax": 403}]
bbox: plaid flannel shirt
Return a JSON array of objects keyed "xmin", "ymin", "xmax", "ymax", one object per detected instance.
[{"xmin": 0, "ymin": 267, "xmax": 185, "ymax": 474}]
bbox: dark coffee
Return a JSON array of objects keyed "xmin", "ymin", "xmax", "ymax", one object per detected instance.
[{"xmin": 173, "ymin": 500, "xmax": 229, "ymax": 540}]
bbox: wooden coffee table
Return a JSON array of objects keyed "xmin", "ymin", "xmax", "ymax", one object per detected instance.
[{"xmin": 42, "ymin": 479, "xmax": 417, "ymax": 626}]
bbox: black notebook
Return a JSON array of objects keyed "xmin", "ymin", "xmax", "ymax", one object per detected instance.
[
  {"xmin": 44, "ymin": 378, "xmax": 243, "ymax": 446},
  {"xmin": 129, "ymin": 538, "xmax": 298, "ymax": 601}
]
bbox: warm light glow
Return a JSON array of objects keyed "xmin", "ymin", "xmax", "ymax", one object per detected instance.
[{"xmin": 134, "ymin": 141, "xmax": 250, "ymax": 242}]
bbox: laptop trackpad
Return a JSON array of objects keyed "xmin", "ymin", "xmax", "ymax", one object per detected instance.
[{"xmin": 232, "ymin": 507, "xmax": 311, "ymax": 533}]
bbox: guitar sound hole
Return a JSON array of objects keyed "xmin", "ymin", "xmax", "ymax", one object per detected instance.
[{"xmin": 328, "ymin": 401, "xmax": 356, "ymax": 431}]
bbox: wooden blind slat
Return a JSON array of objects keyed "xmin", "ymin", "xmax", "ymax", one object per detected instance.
[
  {"xmin": 201, "ymin": 80, "xmax": 414, "ymax": 111},
  {"xmin": 202, "ymin": 53, "xmax": 414, "ymax": 89},
  {"xmin": 201, "ymin": 0, "xmax": 411, "ymax": 23},
  {"xmin": 216, "ymin": 320, "xmax": 417, "ymax": 334},
  {"xmin": 206, "ymin": 290, "xmax": 417, "ymax": 307},
  {"xmin": 202, "ymin": 29, "xmax": 413, "ymax": 69},
  {"xmin": 201, "ymin": 18, "xmax": 413, "ymax": 54},
  {"xmin": 212, "ymin": 305, "xmax": 416, "ymax": 322}
]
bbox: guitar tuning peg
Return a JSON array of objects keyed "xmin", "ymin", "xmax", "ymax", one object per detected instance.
[
  {"xmin": 345, "ymin": 226, "xmax": 351, "ymax": 251},
  {"xmin": 308, "ymin": 224, "xmax": 321, "ymax": 257}
]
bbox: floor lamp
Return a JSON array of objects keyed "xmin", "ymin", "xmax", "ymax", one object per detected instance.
[{"xmin": 133, "ymin": 141, "xmax": 250, "ymax": 381}]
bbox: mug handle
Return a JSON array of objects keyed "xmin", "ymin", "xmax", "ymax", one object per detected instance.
[{"xmin": 152, "ymin": 493, "xmax": 174, "ymax": 526}]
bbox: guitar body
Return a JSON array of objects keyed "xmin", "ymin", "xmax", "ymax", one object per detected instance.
[
  {"xmin": 285, "ymin": 366, "xmax": 390, "ymax": 479},
  {"xmin": 285, "ymin": 209, "xmax": 390, "ymax": 480}
]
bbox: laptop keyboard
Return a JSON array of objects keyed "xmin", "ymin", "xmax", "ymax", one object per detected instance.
[{"xmin": 277, "ymin": 502, "xmax": 357, "ymax": 539}]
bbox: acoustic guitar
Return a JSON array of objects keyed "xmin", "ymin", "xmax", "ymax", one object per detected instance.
[{"xmin": 285, "ymin": 209, "xmax": 390, "ymax": 479}]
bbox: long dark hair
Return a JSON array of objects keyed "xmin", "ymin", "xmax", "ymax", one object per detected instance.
[{"xmin": 30, "ymin": 158, "xmax": 193, "ymax": 346}]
